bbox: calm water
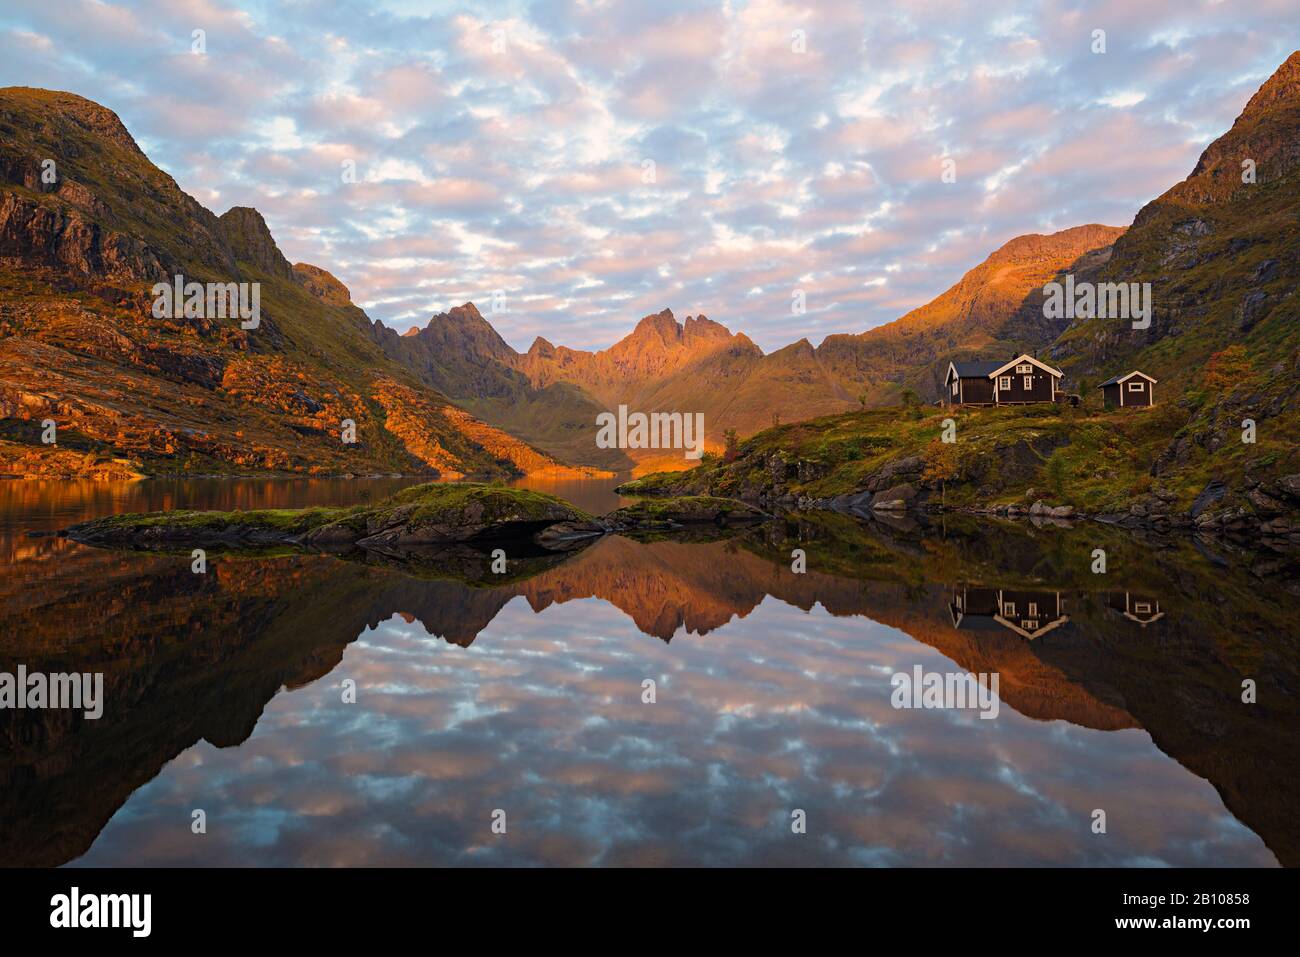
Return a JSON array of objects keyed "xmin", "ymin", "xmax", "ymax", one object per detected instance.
[{"xmin": 1, "ymin": 478, "xmax": 1296, "ymax": 867}]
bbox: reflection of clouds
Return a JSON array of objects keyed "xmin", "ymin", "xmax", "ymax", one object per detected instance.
[{"xmin": 73, "ymin": 595, "xmax": 1273, "ymax": 867}]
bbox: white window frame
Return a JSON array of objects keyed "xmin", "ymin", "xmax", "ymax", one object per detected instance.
[
  {"xmin": 951, "ymin": 380, "xmax": 959, "ymax": 395},
  {"xmin": 1016, "ymin": 364, "xmax": 1032, "ymax": 374},
  {"xmin": 1134, "ymin": 602, "xmax": 1151, "ymax": 614},
  {"xmin": 1023, "ymin": 375, "xmax": 1033, "ymax": 390},
  {"xmin": 998, "ymin": 376, "xmax": 1012, "ymax": 391},
  {"xmin": 1128, "ymin": 381, "xmax": 1145, "ymax": 391},
  {"xmin": 1003, "ymin": 601, "xmax": 1016, "ymax": 616},
  {"xmin": 1028, "ymin": 602, "xmax": 1038, "ymax": 617}
]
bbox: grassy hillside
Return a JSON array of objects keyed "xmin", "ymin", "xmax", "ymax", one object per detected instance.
[{"xmin": 620, "ymin": 392, "xmax": 1300, "ymax": 534}]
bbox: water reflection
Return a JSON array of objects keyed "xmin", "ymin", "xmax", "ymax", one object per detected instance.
[{"xmin": 0, "ymin": 480, "xmax": 1296, "ymax": 867}]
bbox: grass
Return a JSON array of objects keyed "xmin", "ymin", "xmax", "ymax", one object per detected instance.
[{"xmin": 619, "ymin": 393, "xmax": 1298, "ymax": 518}]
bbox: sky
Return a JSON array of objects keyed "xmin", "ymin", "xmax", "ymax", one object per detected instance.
[{"xmin": 1, "ymin": 1, "xmax": 1295, "ymax": 352}]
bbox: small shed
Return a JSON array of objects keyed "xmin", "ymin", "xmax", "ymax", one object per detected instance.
[{"xmin": 1099, "ymin": 370, "xmax": 1156, "ymax": 409}]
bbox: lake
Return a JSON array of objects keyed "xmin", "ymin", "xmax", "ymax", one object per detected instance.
[{"xmin": 0, "ymin": 477, "xmax": 1295, "ymax": 867}]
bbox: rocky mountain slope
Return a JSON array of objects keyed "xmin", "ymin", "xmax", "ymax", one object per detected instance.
[
  {"xmin": 0, "ymin": 87, "xmax": 599, "ymax": 480},
  {"xmin": 816, "ymin": 224, "xmax": 1126, "ymax": 403}
]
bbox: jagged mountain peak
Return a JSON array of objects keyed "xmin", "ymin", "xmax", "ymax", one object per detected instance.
[
  {"xmin": 446, "ymin": 301, "xmax": 485, "ymax": 321},
  {"xmin": 218, "ymin": 206, "xmax": 294, "ymax": 279},
  {"xmin": 613, "ymin": 308, "xmax": 739, "ymax": 353}
]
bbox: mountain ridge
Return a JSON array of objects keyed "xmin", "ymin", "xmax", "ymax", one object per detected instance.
[{"xmin": 0, "ymin": 86, "xmax": 604, "ymax": 480}]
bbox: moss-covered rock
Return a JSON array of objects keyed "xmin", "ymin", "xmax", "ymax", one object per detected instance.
[
  {"xmin": 65, "ymin": 506, "xmax": 360, "ymax": 547},
  {"xmin": 66, "ymin": 483, "xmax": 593, "ymax": 551}
]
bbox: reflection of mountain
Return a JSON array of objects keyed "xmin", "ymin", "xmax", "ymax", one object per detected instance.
[{"xmin": 1, "ymin": 521, "xmax": 1296, "ymax": 866}]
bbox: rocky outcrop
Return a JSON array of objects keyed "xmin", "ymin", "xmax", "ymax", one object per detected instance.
[
  {"xmin": 293, "ymin": 262, "xmax": 352, "ymax": 305},
  {"xmin": 0, "ymin": 190, "xmax": 168, "ymax": 281},
  {"xmin": 217, "ymin": 206, "xmax": 295, "ymax": 279}
]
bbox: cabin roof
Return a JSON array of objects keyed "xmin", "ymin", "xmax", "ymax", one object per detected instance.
[
  {"xmin": 950, "ymin": 360, "xmax": 1004, "ymax": 378},
  {"xmin": 1098, "ymin": 370, "xmax": 1158, "ymax": 387},
  {"xmin": 987, "ymin": 354, "xmax": 1063, "ymax": 379},
  {"xmin": 948, "ymin": 354, "xmax": 1063, "ymax": 381}
]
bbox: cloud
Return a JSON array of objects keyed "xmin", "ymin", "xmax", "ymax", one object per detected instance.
[{"xmin": 0, "ymin": 0, "xmax": 1294, "ymax": 349}]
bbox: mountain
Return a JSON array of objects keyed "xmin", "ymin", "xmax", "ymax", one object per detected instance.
[
  {"xmin": 377, "ymin": 229, "xmax": 1130, "ymax": 473},
  {"xmin": 816, "ymin": 224, "xmax": 1126, "ymax": 403},
  {"xmin": 626, "ymin": 52, "xmax": 1300, "ymax": 535},
  {"xmin": 0, "ymin": 87, "xmax": 601, "ymax": 479},
  {"xmin": 1055, "ymin": 51, "xmax": 1300, "ymax": 381},
  {"xmin": 1049, "ymin": 49, "xmax": 1300, "ymax": 491}
]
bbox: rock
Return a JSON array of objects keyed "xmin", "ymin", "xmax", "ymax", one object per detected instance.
[
  {"xmin": 1237, "ymin": 290, "xmax": 1269, "ymax": 331},
  {"xmin": 796, "ymin": 459, "xmax": 829, "ymax": 483},
  {"xmin": 1049, "ymin": 505, "xmax": 1075, "ymax": 518},
  {"xmin": 1247, "ymin": 488, "xmax": 1284, "ymax": 517},
  {"xmin": 865, "ymin": 455, "xmax": 924, "ymax": 492},
  {"xmin": 1190, "ymin": 480, "xmax": 1227, "ymax": 518},
  {"xmin": 767, "ymin": 454, "xmax": 788, "ymax": 484},
  {"xmin": 870, "ymin": 483, "xmax": 917, "ymax": 510},
  {"xmin": 1251, "ymin": 258, "xmax": 1279, "ymax": 283},
  {"xmin": 533, "ymin": 520, "xmax": 609, "ymax": 550},
  {"xmin": 824, "ymin": 490, "xmax": 875, "ymax": 515},
  {"xmin": 1274, "ymin": 474, "xmax": 1300, "ymax": 503}
]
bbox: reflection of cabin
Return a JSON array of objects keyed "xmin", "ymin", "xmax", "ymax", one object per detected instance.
[
  {"xmin": 1098, "ymin": 370, "xmax": 1156, "ymax": 409},
  {"xmin": 945, "ymin": 354, "xmax": 1063, "ymax": 407},
  {"xmin": 1108, "ymin": 592, "xmax": 1164, "ymax": 626},
  {"xmin": 949, "ymin": 587, "xmax": 1069, "ymax": 640}
]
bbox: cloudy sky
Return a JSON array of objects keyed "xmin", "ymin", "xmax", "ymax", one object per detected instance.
[{"xmin": 1, "ymin": 1, "xmax": 1294, "ymax": 351}]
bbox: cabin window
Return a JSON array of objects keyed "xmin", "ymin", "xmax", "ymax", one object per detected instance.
[
  {"xmin": 1134, "ymin": 602, "xmax": 1151, "ymax": 614},
  {"xmin": 1023, "ymin": 375, "xmax": 1033, "ymax": 390},
  {"xmin": 1023, "ymin": 620, "xmax": 1037, "ymax": 631},
  {"xmin": 998, "ymin": 376, "xmax": 1011, "ymax": 390},
  {"xmin": 1028, "ymin": 602, "xmax": 1038, "ymax": 616},
  {"xmin": 1128, "ymin": 381, "xmax": 1145, "ymax": 391},
  {"xmin": 1016, "ymin": 364, "xmax": 1032, "ymax": 374},
  {"xmin": 1003, "ymin": 601, "xmax": 1016, "ymax": 616},
  {"xmin": 952, "ymin": 380, "xmax": 959, "ymax": 396}
]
